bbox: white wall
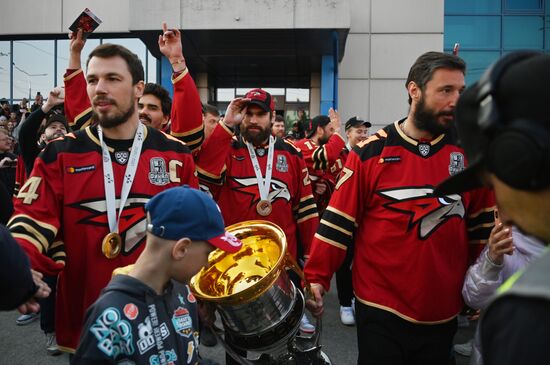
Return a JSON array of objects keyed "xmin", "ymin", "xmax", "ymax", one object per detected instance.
[
  {"xmin": 337, "ymin": 0, "xmax": 444, "ymax": 132},
  {"xmin": 0, "ymin": 0, "xmax": 350, "ymax": 34}
]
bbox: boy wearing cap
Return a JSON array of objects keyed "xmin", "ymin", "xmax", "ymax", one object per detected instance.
[{"xmin": 73, "ymin": 186, "xmax": 242, "ymax": 364}]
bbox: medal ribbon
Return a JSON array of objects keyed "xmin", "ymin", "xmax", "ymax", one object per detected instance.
[
  {"xmin": 98, "ymin": 122, "xmax": 145, "ymax": 235},
  {"xmin": 246, "ymin": 135, "xmax": 275, "ymax": 203}
]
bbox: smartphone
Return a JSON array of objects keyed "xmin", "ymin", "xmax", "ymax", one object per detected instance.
[{"xmin": 494, "ymin": 209, "xmax": 500, "ymax": 225}]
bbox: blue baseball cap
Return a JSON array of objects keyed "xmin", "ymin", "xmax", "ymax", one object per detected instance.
[{"xmin": 145, "ymin": 186, "xmax": 242, "ymax": 253}]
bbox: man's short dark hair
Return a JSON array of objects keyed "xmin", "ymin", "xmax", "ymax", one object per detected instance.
[
  {"xmin": 274, "ymin": 114, "xmax": 285, "ymax": 123},
  {"xmin": 406, "ymin": 51, "xmax": 466, "ymax": 105},
  {"xmin": 202, "ymin": 103, "xmax": 220, "ymax": 117},
  {"xmin": 86, "ymin": 43, "xmax": 144, "ymax": 85},
  {"xmin": 143, "ymin": 83, "xmax": 171, "ymax": 117}
]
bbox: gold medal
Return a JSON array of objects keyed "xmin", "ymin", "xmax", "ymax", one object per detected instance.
[
  {"xmin": 256, "ymin": 200, "xmax": 272, "ymax": 216},
  {"xmin": 102, "ymin": 232, "xmax": 122, "ymax": 259}
]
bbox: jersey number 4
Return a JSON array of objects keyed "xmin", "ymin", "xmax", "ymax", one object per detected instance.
[{"xmin": 17, "ymin": 176, "xmax": 42, "ymax": 204}]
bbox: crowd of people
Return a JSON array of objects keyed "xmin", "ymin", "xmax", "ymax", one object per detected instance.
[{"xmin": 1, "ymin": 21, "xmax": 550, "ymax": 365}]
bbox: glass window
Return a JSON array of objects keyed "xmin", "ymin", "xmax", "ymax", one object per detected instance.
[
  {"xmin": 505, "ymin": 0, "xmax": 543, "ymax": 11},
  {"xmin": 0, "ymin": 42, "xmax": 10, "ymax": 101},
  {"xmin": 503, "ymin": 16, "xmax": 544, "ymax": 49},
  {"xmin": 147, "ymin": 50, "xmax": 158, "ymax": 84},
  {"xmin": 459, "ymin": 51, "xmax": 501, "ymax": 85},
  {"xmin": 445, "ymin": 16, "xmax": 501, "ymax": 49},
  {"xmin": 56, "ymin": 38, "xmax": 101, "ymax": 87},
  {"xmin": 217, "ymin": 88, "xmax": 235, "ymax": 102},
  {"xmin": 286, "ymin": 88, "xmax": 310, "ymax": 102},
  {"xmin": 445, "ymin": 0, "xmax": 501, "ymax": 14},
  {"xmin": 13, "ymin": 41, "xmax": 54, "ymax": 100}
]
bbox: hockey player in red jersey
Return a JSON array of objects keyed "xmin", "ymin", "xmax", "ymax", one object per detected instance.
[
  {"xmin": 294, "ymin": 108, "xmax": 346, "ymax": 213},
  {"xmin": 304, "ymin": 52, "xmax": 495, "ymax": 365},
  {"xmin": 194, "ymin": 89, "xmax": 320, "ymax": 358},
  {"xmin": 9, "ymin": 42, "xmax": 198, "ymax": 352}
]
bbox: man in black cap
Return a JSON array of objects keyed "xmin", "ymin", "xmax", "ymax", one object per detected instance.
[{"xmin": 435, "ymin": 51, "xmax": 550, "ymax": 365}]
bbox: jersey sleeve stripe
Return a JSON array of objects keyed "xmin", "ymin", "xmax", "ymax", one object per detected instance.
[
  {"xmin": 313, "ymin": 232, "xmax": 347, "ymax": 250},
  {"xmin": 63, "ymin": 68, "xmax": 83, "ymax": 82},
  {"xmin": 323, "ymin": 207, "xmax": 356, "ymax": 233},
  {"xmin": 11, "ymin": 233, "xmax": 45, "ymax": 253},
  {"xmin": 8, "ymin": 214, "xmax": 58, "ymax": 237},
  {"xmin": 48, "ymin": 241, "xmax": 66, "ymax": 263},
  {"xmin": 317, "ymin": 221, "xmax": 353, "ymax": 249},
  {"xmin": 171, "ymin": 68, "xmax": 190, "ymax": 84},
  {"xmin": 196, "ymin": 166, "xmax": 225, "ymax": 185},
  {"xmin": 9, "ymin": 222, "xmax": 53, "ymax": 253},
  {"xmin": 297, "ymin": 212, "xmax": 319, "ymax": 224},
  {"xmin": 320, "ymin": 219, "xmax": 353, "ymax": 236},
  {"xmin": 299, "ymin": 194, "xmax": 315, "ymax": 203},
  {"xmin": 70, "ymin": 107, "xmax": 92, "ymax": 128},
  {"xmin": 171, "ymin": 124, "xmax": 204, "ymax": 137}
]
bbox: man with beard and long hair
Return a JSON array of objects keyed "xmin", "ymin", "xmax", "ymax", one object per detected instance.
[
  {"xmin": 304, "ymin": 51, "xmax": 495, "ymax": 365},
  {"xmin": 193, "ymin": 88, "xmax": 319, "ymax": 363},
  {"xmin": 8, "ymin": 42, "xmax": 198, "ymax": 354}
]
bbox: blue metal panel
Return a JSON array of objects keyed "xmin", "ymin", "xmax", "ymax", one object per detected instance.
[
  {"xmin": 320, "ymin": 55, "xmax": 334, "ymax": 116},
  {"xmin": 160, "ymin": 57, "xmax": 173, "ymax": 97}
]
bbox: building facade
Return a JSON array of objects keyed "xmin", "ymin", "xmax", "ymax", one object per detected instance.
[{"xmin": 0, "ymin": 0, "xmax": 548, "ymax": 131}]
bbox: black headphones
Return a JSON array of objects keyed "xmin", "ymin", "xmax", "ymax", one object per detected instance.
[{"xmin": 476, "ymin": 51, "xmax": 550, "ymax": 191}]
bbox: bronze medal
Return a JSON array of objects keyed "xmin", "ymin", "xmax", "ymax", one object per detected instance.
[
  {"xmin": 102, "ymin": 232, "xmax": 122, "ymax": 259},
  {"xmin": 256, "ymin": 200, "xmax": 272, "ymax": 216}
]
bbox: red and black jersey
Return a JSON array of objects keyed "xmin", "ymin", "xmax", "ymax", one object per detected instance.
[
  {"xmin": 304, "ymin": 120, "xmax": 495, "ymax": 323},
  {"xmin": 196, "ymin": 122, "xmax": 319, "ymax": 258},
  {"xmin": 64, "ymin": 68, "xmax": 204, "ymax": 152},
  {"xmin": 294, "ymin": 134, "xmax": 346, "ymax": 212},
  {"xmin": 8, "ymin": 125, "xmax": 198, "ymax": 351}
]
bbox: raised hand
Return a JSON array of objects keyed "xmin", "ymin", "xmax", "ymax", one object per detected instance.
[
  {"xmin": 68, "ymin": 29, "xmax": 86, "ymax": 69},
  {"xmin": 158, "ymin": 22, "xmax": 186, "ymax": 72},
  {"xmin": 328, "ymin": 107, "xmax": 341, "ymax": 131},
  {"xmin": 223, "ymin": 97, "xmax": 250, "ymax": 128},
  {"xmin": 42, "ymin": 86, "xmax": 65, "ymax": 114},
  {"xmin": 487, "ymin": 223, "xmax": 514, "ymax": 265}
]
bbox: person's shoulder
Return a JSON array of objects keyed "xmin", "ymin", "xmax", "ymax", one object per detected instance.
[
  {"xmin": 275, "ymin": 137, "xmax": 302, "ymax": 156},
  {"xmin": 145, "ymin": 127, "xmax": 192, "ymax": 154},
  {"xmin": 38, "ymin": 128, "xmax": 94, "ymax": 164},
  {"xmin": 353, "ymin": 127, "xmax": 390, "ymax": 162}
]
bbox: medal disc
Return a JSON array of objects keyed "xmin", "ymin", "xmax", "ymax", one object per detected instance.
[
  {"xmin": 102, "ymin": 232, "xmax": 122, "ymax": 259},
  {"xmin": 256, "ymin": 200, "xmax": 272, "ymax": 216}
]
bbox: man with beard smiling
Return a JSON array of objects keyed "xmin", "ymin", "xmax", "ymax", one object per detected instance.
[
  {"xmin": 8, "ymin": 42, "xmax": 198, "ymax": 354},
  {"xmin": 304, "ymin": 51, "xmax": 495, "ymax": 365},
  {"xmin": 194, "ymin": 89, "xmax": 319, "ymax": 360}
]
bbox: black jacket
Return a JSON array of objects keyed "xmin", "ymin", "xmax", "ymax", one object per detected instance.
[
  {"xmin": 0, "ymin": 224, "xmax": 37, "ymax": 310},
  {"xmin": 73, "ymin": 274, "xmax": 200, "ymax": 365}
]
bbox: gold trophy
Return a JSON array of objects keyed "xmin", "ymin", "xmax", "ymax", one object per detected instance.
[{"xmin": 190, "ymin": 220, "xmax": 332, "ymax": 365}]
